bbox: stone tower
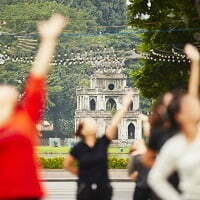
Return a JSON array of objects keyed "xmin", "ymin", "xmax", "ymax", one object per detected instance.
[{"xmin": 75, "ymin": 59, "xmax": 142, "ymax": 143}]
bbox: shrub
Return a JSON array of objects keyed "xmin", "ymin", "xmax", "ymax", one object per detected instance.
[
  {"xmin": 40, "ymin": 157, "xmax": 64, "ymax": 169},
  {"xmin": 40, "ymin": 157, "xmax": 128, "ymax": 169},
  {"xmin": 108, "ymin": 157, "xmax": 128, "ymax": 169}
]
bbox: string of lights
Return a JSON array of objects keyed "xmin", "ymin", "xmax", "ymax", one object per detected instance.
[{"xmin": 0, "ymin": 39, "xmax": 192, "ymax": 66}]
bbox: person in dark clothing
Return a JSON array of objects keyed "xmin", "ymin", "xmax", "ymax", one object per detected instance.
[
  {"xmin": 142, "ymin": 93, "xmax": 181, "ymax": 196},
  {"xmin": 128, "ymin": 142, "xmax": 151, "ymax": 200},
  {"xmin": 64, "ymin": 92, "xmax": 133, "ymax": 200},
  {"xmin": 143, "ymin": 44, "xmax": 200, "ymax": 199}
]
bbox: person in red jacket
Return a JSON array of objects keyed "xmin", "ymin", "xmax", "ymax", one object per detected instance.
[{"xmin": 0, "ymin": 14, "xmax": 66, "ymax": 200}]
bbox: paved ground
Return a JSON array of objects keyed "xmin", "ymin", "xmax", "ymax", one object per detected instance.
[
  {"xmin": 43, "ymin": 181, "xmax": 134, "ymax": 200},
  {"xmin": 42, "ymin": 169, "xmax": 134, "ymax": 200}
]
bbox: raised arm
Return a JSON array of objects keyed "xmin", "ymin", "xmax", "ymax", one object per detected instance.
[
  {"xmin": 31, "ymin": 14, "xmax": 66, "ymax": 77},
  {"xmin": 22, "ymin": 14, "xmax": 66, "ymax": 123},
  {"xmin": 106, "ymin": 92, "xmax": 133, "ymax": 140},
  {"xmin": 184, "ymin": 44, "xmax": 200, "ymax": 98}
]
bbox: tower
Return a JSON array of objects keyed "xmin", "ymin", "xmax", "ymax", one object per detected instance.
[{"xmin": 75, "ymin": 59, "xmax": 142, "ymax": 143}]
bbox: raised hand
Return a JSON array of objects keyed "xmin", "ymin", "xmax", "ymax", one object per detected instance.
[
  {"xmin": 38, "ymin": 14, "xmax": 66, "ymax": 40},
  {"xmin": 31, "ymin": 14, "xmax": 66, "ymax": 77},
  {"xmin": 185, "ymin": 44, "xmax": 200, "ymax": 98},
  {"xmin": 122, "ymin": 91, "xmax": 133, "ymax": 109},
  {"xmin": 184, "ymin": 43, "xmax": 200, "ymax": 62},
  {"xmin": 106, "ymin": 91, "xmax": 134, "ymax": 140},
  {"xmin": 131, "ymin": 139, "xmax": 147, "ymax": 156}
]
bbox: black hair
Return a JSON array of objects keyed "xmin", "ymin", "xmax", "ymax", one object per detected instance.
[
  {"xmin": 167, "ymin": 91, "xmax": 186, "ymax": 130},
  {"xmin": 75, "ymin": 121, "xmax": 84, "ymax": 139},
  {"xmin": 150, "ymin": 89, "xmax": 186, "ymax": 131}
]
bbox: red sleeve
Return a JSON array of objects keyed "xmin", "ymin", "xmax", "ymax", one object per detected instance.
[{"xmin": 21, "ymin": 74, "xmax": 46, "ymax": 124}]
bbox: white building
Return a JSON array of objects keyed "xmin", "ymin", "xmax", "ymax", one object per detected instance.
[{"xmin": 75, "ymin": 60, "xmax": 142, "ymax": 143}]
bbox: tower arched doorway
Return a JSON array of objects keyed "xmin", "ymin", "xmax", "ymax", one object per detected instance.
[{"xmin": 128, "ymin": 123, "xmax": 135, "ymax": 139}]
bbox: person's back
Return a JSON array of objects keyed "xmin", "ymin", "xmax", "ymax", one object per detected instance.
[
  {"xmin": 148, "ymin": 127, "xmax": 180, "ymax": 190},
  {"xmin": 129, "ymin": 154, "xmax": 150, "ymax": 189},
  {"xmin": 149, "ymin": 133, "xmax": 200, "ymax": 200},
  {"xmin": 128, "ymin": 154, "xmax": 152, "ymax": 200},
  {"xmin": 0, "ymin": 131, "xmax": 42, "ymax": 198}
]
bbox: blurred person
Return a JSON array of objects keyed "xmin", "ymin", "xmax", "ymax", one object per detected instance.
[
  {"xmin": 142, "ymin": 44, "xmax": 200, "ymax": 199},
  {"xmin": 140, "ymin": 91, "xmax": 183, "ymax": 200},
  {"xmin": 0, "ymin": 14, "xmax": 66, "ymax": 200},
  {"xmin": 148, "ymin": 44, "xmax": 200, "ymax": 200},
  {"xmin": 143, "ymin": 43, "xmax": 200, "ymax": 168},
  {"xmin": 64, "ymin": 92, "xmax": 133, "ymax": 200},
  {"xmin": 128, "ymin": 141, "xmax": 152, "ymax": 200},
  {"xmin": 142, "ymin": 91, "xmax": 180, "ymax": 168}
]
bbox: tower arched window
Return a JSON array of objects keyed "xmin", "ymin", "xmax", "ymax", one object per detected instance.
[
  {"xmin": 128, "ymin": 123, "xmax": 135, "ymax": 139},
  {"xmin": 90, "ymin": 99, "xmax": 96, "ymax": 111},
  {"xmin": 128, "ymin": 101, "xmax": 133, "ymax": 111},
  {"xmin": 106, "ymin": 98, "xmax": 117, "ymax": 111}
]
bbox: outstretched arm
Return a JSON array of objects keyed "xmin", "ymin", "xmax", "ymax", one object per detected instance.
[
  {"xmin": 106, "ymin": 92, "xmax": 133, "ymax": 140},
  {"xmin": 185, "ymin": 44, "xmax": 200, "ymax": 98},
  {"xmin": 31, "ymin": 14, "xmax": 66, "ymax": 77},
  {"xmin": 22, "ymin": 14, "xmax": 66, "ymax": 123}
]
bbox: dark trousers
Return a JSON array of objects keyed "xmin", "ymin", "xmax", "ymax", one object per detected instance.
[
  {"xmin": 133, "ymin": 186, "xmax": 151, "ymax": 200},
  {"xmin": 77, "ymin": 183, "xmax": 113, "ymax": 200}
]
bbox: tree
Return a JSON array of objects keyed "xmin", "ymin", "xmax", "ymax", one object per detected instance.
[
  {"xmin": 50, "ymin": 0, "xmax": 127, "ymax": 33},
  {"xmin": 128, "ymin": 0, "xmax": 200, "ymax": 99},
  {"xmin": 0, "ymin": 1, "xmax": 96, "ymax": 137},
  {"xmin": 91, "ymin": 0, "xmax": 127, "ymax": 33},
  {"xmin": 0, "ymin": 0, "xmax": 143, "ymax": 137}
]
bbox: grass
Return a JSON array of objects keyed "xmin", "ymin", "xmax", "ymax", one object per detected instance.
[
  {"xmin": 38, "ymin": 146, "xmax": 70, "ymax": 154},
  {"xmin": 38, "ymin": 146, "xmax": 130, "ymax": 154},
  {"xmin": 108, "ymin": 147, "xmax": 130, "ymax": 154}
]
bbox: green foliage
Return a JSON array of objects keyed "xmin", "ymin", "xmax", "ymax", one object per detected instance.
[
  {"xmin": 40, "ymin": 157, "xmax": 64, "ymax": 169},
  {"xmin": 40, "ymin": 156, "xmax": 128, "ymax": 169},
  {"xmin": 108, "ymin": 146, "xmax": 130, "ymax": 154},
  {"xmin": 46, "ymin": 63, "xmax": 92, "ymax": 136},
  {"xmin": 78, "ymin": 78, "xmax": 90, "ymax": 88},
  {"xmin": 70, "ymin": 0, "xmax": 127, "ymax": 33},
  {"xmin": 0, "ymin": 1, "xmax": 96, "ymax": 137},
  {"xmin": 108, "ymin": 157, "xmax": 128, "ymax": 169},
  {"xmin": 139, "ymin": 96, "xmax": 152, "ymax": 114},
  {"xmin": 0, "ymin": 2, "xmax": 68, "ymax": 33},
  {"xmin": 0, "ymin": 0, "xmax": 143, "ymax": 136},
  {"xmin": 0, "ymin": 1, "xmax": 96, "ymax": 33},
  {"xmin": 91, "ymin": 0, "xmax": 127, "ymax": 33},
  {"xmin": 128, "ymin": 0, "xmax": 199, "ymax": 99}
]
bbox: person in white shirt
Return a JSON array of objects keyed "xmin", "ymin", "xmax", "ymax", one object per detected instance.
[{"xmin": 148, "ymin": 44, "xmax": 200, "ymax": 200}]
